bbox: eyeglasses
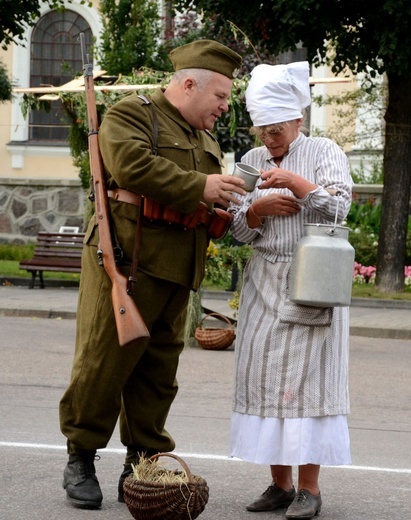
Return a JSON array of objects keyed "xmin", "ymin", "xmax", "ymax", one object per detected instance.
[{"xmin": 257, "ymin": 126, "xmax": 286, "ymax": 140}]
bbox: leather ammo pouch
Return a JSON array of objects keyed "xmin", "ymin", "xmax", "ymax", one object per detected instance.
[
  {"xmin": 107, "ymin": 189, "xmax": 233, "ymax": 240},
  {"xmin": 143, "ymin": 198, "xmax": 233, "ymax": 240}
]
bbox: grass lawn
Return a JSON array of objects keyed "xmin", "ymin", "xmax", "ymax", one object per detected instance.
[{"xmin": 0, "ymin": 259, "xmax": 81, "ymax": 283}]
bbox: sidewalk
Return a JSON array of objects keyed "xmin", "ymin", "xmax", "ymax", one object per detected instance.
[{"xmin": 1, "ymin": 280, "xmax": 411, "ymax": 339}]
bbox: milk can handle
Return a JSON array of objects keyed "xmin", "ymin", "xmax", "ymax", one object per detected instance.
[{"xmin": 325, "ymin": 188, "xmax": 342, "ymax": 234}]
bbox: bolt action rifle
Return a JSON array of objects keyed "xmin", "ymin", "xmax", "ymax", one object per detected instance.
[{"xmin": 80, "ymin": 33, "xmax": 150, "ymax": 346}]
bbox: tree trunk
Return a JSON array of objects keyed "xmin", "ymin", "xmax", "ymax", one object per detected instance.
[{"xmin": 375, "ymin": 74, "xmax": 411, "ymax": 292}]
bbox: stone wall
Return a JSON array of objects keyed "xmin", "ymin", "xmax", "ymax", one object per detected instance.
[{"xmin": 0, "ymin": 179, "xmax": 87, "ymax": 243}]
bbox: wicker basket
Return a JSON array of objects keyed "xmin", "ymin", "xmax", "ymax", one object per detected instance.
[
  {"xmin": 194, "ymin": 312, "xmax": 236, "ymax": 350},
  {"xmin": 123, "ymin": 453, "xmax": 209, "ymax": 520}
]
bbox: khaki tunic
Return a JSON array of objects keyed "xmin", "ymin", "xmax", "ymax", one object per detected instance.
[
  {"xmin": 59, "ymin": 89, "xmax": 225, "ymax": 453},
  {"xmin": 98, "ymin": 89, "xmax": 225, "ymax": 290}
]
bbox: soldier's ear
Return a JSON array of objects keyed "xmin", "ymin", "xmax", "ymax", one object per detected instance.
[{"xmin": 183, "ymin": 77, "xmax": 197, "ymax": 95}]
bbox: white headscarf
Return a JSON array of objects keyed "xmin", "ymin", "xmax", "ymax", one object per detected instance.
[{"xmin": 246, "ymin": 62, "xmax": 311, "ymax": 127}]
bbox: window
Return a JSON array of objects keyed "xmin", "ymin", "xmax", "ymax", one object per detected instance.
[{"xmin": 29, "ymin": 10, "xmax": 93, "ymax": 143}]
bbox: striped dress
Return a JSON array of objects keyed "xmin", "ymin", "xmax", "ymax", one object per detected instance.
[{"xmin": 229, "ymin": 132, "xmax": 353, "ymax": 466}]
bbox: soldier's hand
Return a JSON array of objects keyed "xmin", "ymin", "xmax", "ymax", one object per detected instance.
[{"xmin": 202, "ymin": 174, "xmax": 246, "ymax": 208}]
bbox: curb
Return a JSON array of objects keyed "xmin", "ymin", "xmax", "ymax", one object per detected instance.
[{"xmin": 349, "ymin": 325, "xmax": 411, "ymax": 340}]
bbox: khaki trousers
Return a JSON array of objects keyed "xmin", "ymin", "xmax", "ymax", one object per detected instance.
[{"xmin": 59, "ymin": 242, "xmax": 190, "ymax": 456}]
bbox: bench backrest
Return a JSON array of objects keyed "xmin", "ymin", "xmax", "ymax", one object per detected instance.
[{"xmin": 33, "ymin": 232, "xmax": 86, "ymax": 258}]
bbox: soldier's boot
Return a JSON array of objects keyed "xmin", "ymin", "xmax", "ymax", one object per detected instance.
[{"xmin": 63, "ymin": 452, "xmax": 103, "ymax": 509}]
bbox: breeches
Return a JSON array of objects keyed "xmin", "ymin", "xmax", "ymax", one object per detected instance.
[{"xmin": 59, "ymin": 243, "xmax": 191, "ymax": 454}]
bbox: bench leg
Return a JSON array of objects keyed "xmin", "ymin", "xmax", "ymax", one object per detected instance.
[
  {"xmin": 39, "ymin": 271, "xmax": 45, "ymax": 289},
  {"xmin": 29, "ymin": 271, "xmax": 36, "ymax": 289}
]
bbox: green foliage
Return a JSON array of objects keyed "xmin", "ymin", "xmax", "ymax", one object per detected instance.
[
  {"xmin": 346, "ymin": 200, "xmax": 382, "ymax": 233},
  {"xmin": 98, "ymin": 0, "xmax": 169, "ymax": 74},
  {"xmin": 0, "ymin": 58, "xmax": 13, "ymax": 102},
  {"xmin": 346, "ymin": 200, "xmax": 381, "ymax": 266},
  {"xmin": 346, "ymin": 201, "xmax": 411, "ymax": 266},
  {"xmin": 204, "ymin": 234, "xmax": 253, "ymax": 288},
  {"xmin": 0, "ymin": 243, "xmax": 35, "ymax": 261}
]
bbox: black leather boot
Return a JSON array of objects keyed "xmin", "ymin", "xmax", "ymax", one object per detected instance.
[{"xmin": 63, "ymin": 453, "xmax": 103, "ymax": 509}]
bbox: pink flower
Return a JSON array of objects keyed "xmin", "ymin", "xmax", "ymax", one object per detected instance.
[{"xmin": 359, "ymin": 265, "xmax": 376, "ymax": 280}]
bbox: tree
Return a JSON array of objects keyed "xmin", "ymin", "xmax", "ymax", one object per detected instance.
[
  {"xmin": 0, "ymin": 0, "xmax": 68, "ymax": 101},
  {"xmin": 98, "ymin": 0, "xmax": 168, "ymax": 74},
  {"xmin": 175, "ymin": 0, "xmax": 411, "ymax": 292}
]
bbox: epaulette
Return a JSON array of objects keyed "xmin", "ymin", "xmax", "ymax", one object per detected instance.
[{"xmin": 137, "ymin": 94, "xmax": 152, "ymax": 105}]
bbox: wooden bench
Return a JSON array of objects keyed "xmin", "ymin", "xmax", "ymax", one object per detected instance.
[{"xmin": 19, "ymin": 231, "xmax": 85, "ymax": 288}]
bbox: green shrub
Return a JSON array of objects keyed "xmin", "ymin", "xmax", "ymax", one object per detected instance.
[{"xmin": 0, "ymin": 243, "xmax": 35, "ymax": 261}]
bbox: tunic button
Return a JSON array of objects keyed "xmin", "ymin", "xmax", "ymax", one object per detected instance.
[
  {"xmin": 174, "ymin": 143, "xmax": 179, "ymax": 146},
  {"xmin": 196, "ymin": 158, "xmax": 201, "ymax": 163}
]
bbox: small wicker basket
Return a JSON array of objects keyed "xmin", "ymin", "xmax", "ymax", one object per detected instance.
[
  {"xmin": 194, "ymin": 312, "xmax": 236, "ymax": 350},
  {"xmin": 123, "ymin": 452, "xmax": 209, "ymax": 520}
]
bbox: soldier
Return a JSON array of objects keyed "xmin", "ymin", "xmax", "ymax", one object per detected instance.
[{"xmin": 59, "ymin": 39, "xmax": 244, "ymax": 509}]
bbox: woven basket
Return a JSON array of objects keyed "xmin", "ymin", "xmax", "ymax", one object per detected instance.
[
  {"xmin": 194, "ymin": 312, "xmax": 236, "ymax": 350},
  {"xmin": 123, "ymin": 452, "xmax": 209, "ymax": 520}
]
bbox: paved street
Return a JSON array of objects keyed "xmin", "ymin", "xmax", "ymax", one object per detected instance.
[{"xmin": 0, "ymin": 308, "xmax": 410, "ymax": 519}]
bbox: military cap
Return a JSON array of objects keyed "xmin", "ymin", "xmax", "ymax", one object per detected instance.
[{"xmin": 169, "ymin": 39, "xmax": 242, "ymax": 79}]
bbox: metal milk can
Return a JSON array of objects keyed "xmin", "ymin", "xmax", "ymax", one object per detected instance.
[{"xmin": 289, "ymin": 195, "xmax": 355, "ymax": 307}]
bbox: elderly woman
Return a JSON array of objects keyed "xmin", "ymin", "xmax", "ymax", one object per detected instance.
[{"xmin": 229, "ymin": 62, "xmax": 353, "ymax": 520}]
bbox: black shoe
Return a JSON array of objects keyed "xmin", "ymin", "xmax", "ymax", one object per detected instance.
[
  {"xmin": 246, "ymin": 483, "xmax": 296, "ymax": 512},
  {"xmin": 63, "ymin": 453, "xmax": 103, "ymax": 509},
  {"xmin": 285, "ymin": 489, "xmax": 322, "ymax": 519},
  {"xmin": 118, "ymin": 463, "xmax": 133, "ymax": 503}
]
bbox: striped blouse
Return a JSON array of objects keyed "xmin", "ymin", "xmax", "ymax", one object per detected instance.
[{"xmin": 230, "ymin": 132, "xmax": 353, "ymax": 259}]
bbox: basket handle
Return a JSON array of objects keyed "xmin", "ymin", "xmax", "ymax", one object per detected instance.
[
  {"xmin": 197, "ymin": 312, "xmax": 233, "ymax": 330},
  {"xmin": 148, "ymin": 452, "xmax": 195, "ymax": 483}
]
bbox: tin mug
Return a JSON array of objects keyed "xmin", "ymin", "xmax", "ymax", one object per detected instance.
[{"xmin": 232, "ymin": 162, "xmax": 260, "ymax": 192}]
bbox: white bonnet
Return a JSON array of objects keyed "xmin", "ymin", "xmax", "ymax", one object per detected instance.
[{"xmin": 246, "ymin": 61, "xmax": 311, "ymax": 127}]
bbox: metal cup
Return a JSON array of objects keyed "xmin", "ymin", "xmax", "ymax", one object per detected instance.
[{"xmin": 232, "ymin": 162, "xmax": 260, "ymax": 192}]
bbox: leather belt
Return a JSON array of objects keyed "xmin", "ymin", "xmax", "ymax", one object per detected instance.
[
  {"xmin": 107, "ymin": 188, "xmax": 232, "ymax": 240},
  {"xmin": 107, "ymin": 188, "xmax": 141, "ymax": 206}
]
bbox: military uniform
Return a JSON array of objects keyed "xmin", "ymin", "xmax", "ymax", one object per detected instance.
[
  {"xmin": 59, "ymin": 39, "xmax": 242, "ymax": 509},
  {"xmin": 59, "ymin": 87, "xmax": 227, "ymax": 456}
]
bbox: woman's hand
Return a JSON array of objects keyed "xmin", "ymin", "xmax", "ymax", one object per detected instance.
[
  {"xmin": 247, "ymin": 193, "xmax": 301, "ymax": 228},
  {"xmin": 259, "ymin": 168, "xmax": 317, "ymax": 198},
  {"xmin": 258, "ymin": 193, "xmax": 302, "ymax": 217}
]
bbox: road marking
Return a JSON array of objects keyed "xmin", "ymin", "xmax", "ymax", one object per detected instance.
[{"xmin": 1, "ymin": 441, "xmax": 410, "ymax": 474}]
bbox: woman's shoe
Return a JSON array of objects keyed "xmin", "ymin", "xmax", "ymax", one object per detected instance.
[
  {"xmin": 246, "ymin": 483, "xmax": 296, "ymax": 511},
  {"xmin": 285, "ymin": 489, "xmax": 322, "ymax": 519}
]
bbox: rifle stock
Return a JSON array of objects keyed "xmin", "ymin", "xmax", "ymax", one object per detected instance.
[{"xmin": 80, "ymin": 33, "xmax": 150, "ymax": 346}]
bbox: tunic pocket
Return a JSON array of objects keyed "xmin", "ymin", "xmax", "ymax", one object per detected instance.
[{"xmin": 280, "ymin": 300, "xmax": 332, "ymax": 326}]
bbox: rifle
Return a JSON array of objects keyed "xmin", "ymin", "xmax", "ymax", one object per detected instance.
[{"xmin": 80, "ymin": 33, "xmax": 150, "ymax": 346}]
